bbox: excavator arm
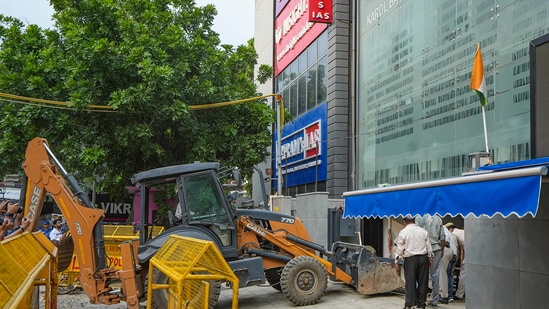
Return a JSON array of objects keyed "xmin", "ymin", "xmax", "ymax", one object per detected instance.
[{"xmin": 22, "ymin": 137, "xmax": 141, "ymax": 307}]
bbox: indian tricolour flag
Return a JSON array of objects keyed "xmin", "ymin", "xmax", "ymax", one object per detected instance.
[{"xmin": 470, "ymin": 43, "xmax": 488, "ymax": 107}]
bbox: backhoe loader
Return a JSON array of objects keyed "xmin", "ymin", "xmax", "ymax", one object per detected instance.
[{"xmin": 21, "ymin": 137, "xmax": 403, "ymax": 308}]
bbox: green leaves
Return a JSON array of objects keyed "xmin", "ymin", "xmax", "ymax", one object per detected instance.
[{"xmin": 0, "ymin": 0, "xmax": 274, "ymax": 198}]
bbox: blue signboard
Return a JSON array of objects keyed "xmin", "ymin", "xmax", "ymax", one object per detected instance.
[{"xmin": 273, "ymin": 103, "xmax": 327, "ymax": 189}]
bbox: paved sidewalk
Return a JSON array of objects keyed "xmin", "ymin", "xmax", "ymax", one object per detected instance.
[
  {"xmin": 45, "ymin": 280, "xmax": 466, "ymax": 308},
  {"xmin": 216, "ymin": 281, "xmax": 467, "ymax": 309}
]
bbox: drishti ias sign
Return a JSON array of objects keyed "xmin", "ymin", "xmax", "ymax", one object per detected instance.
[
  {"xmin": 273, "ymin": 103, "xmax": 327, "ymax": 188},
  {"xmin": 274, "ymin": 0, "xmax": 328, "ymax": 75},
  {"xmin": 309, "ymin": 0, "xmax": 332, "ymax": 23}
]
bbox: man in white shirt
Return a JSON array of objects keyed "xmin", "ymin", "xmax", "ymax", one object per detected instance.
[
  {"xmin": 395, "ymin": 215, "xmax": 433, "ymax": 309},
  {"xmin": 49, "ymin": 218, "xmax": 63, "ymax": 242}
]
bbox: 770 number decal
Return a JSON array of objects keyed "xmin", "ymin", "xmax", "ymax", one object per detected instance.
[{"xmin": 281, "ymin": 217, "xmax": 295, "ymax": 224}]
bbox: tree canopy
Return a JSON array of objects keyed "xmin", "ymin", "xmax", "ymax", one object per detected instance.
[{"xmin": 0, "ymin": 0, "xmax": 274, "ymax": 198}]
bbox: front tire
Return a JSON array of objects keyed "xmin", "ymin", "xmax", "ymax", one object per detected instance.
[
  {"xmin": 280, "ymin": 256, "xmax": 327, "ymax": 306},
  {"xmin": 150, "ymin": 270, "xmax": 221, "ymax": 309}
]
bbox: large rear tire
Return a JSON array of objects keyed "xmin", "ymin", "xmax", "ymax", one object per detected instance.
[
  {"xmin": 265, "ymin": 267, "xmax": 283, "ymax": 291},
  {"xmin": 150, "ymin": 270, "xmax": 221, "ymax": 309},
  {"xmin": 280, "ymin": 256, "xmax": 327, "ymax": 306}
]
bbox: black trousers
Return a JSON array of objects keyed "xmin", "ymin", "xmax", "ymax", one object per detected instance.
[{"xmin": 404, "ymin": 254, "xmax": 429, "ymax": 307}]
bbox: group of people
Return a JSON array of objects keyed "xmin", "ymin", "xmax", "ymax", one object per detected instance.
[
  {"xmin": 37, "ymin": 217, "xmax": 65, "ymax": 241},
  {"xmin": 395, "ymin": 215, "xmax": 465, "ymax": 309},
  {"xmin": 0, "ymin": 198, "xmax": 66, "ymax": 243},
  {"xmin": 0, "ymin": 200, "xmax": 31, "ymax": 241}
]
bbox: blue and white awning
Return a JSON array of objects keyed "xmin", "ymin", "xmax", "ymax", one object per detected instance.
[{"xmin": 343, "ymin": 159, "xmax": 549, "ymax": 219}]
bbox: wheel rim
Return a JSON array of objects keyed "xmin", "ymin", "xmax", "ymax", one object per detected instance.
[{"xmin": 295, "ymin": 270, "xmax": 318, "ymax": 292}]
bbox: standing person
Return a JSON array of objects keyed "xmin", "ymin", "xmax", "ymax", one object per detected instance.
[
  {"xmin": 49, "ymin": 218, "xmax": 63, "ymax": 242},
  {"xmin": 415, "ymin": 214, "xmax": 445, "ymax": 306},
  {"xmin": 447, "ymin": 228, "xmax": 458, "ymax": 302},
  {"xmin": 395, "ymin": 215, "xmax": 433, "ymax": 309},
  {"xmin": 439, "ymin": 225, "xmax": 456, "ymax": 303},
  {"xmin": 446, "ymin": 222, "xmax": 465, "ymax": 301},
  {"xmin": 38, "ymin": 220, "xmax": 52, "ymax": 238}
]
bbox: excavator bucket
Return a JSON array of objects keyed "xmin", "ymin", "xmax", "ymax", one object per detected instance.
[
  {"xmin": 355, "ymin": 245, "xmax": 404, "ymax": 295},
  {"xmin": 331, "ymin": 242, "xmax": 404, "ymax": 295}
]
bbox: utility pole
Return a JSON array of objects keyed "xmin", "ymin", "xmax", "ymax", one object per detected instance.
[{"xmin": 276, "ymin": 97, "xmax": 282, "ymax": 196}]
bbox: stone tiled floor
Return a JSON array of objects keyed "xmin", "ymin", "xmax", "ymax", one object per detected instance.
[{"xmin": 216, "ymin": 281, "xmax": 467, "ymax": 309}]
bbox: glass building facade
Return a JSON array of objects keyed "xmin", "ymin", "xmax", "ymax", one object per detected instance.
[
  {"xmin": 277, "ymin": 31, "xmax": 328, "ymax": 119},
  {"xmin": 357, "ymin": 0, "xmax": 549, "ymax": 189}
]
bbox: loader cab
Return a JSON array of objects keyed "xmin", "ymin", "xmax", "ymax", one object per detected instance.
[
  {"xmin": 133, "ymin": 162, "xmax": 238, "ymax": 259},
  {"xmin": 177, "ymin": 170, "xmax": 235, "ymax": 247}
]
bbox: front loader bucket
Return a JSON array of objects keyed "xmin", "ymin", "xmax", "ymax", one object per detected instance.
[{"xmin": 356, "ymin": 245, "xmax": 404, "ymax": 295}]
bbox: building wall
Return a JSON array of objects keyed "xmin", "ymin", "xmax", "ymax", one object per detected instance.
[
  {"xmin": 465, "ymin": 186, "xmax": 549, "ymax": 308},
  {"xmin": 253, "ymin": 0, "xmax": 274, "ymax": 204},
  {"xmin": 354, "ymin": 1, "xmax": 549, "ymax": 307},
  {"xmin": 271, "ymin": 0, "xmax": 348, "ymax": 198},
  {"xmin": 257, "ymin": 2, "xmax": 549, "ymax": 306},
  {"xmin": 326, "ymin": 0, "xmax": 352, "ymax": 197}
]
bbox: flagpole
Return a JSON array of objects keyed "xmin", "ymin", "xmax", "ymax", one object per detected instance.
[{"xmin": 481, "ymin": 105, "xmax": 489, "ymax": 152}]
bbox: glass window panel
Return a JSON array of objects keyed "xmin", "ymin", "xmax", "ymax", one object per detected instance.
[
  {"xmin": 290, "ymin": 81, "xmax": 298, "ymax": 118},
  {"xmin": 308, "ymin": 40, "xmax": 318, "ymax": 66},
  {"xmin": 282, "ymin": 88, "xmax": 290, "ymax": 114},
  {"xmin": 317, "ymin": 56, "xmax": 327, "ymax": 104},
  {"xmin": 317, "ymin": 31, "xmax": 328, "ymax": 56},
  {"xmin": 290, "ymin": 61, "xmax": 298, "ymax": 81},
  {"xmin": 298, "ymin": 52, "xmax": 307, "ymax": 74},
  {"xmin": 307, "ymin": 64, "xmax": 318, "ymax": 109},
  {"xmin": 282, "ymin": 69, "xmax": 289, "ymax": 86},
  {"xmin": 277, "ymin": 74, "xmax": 283, "ymax": 92},
  {"xmin": 298, "ymin": 75, "xmax": 307, "ymax": 115}
]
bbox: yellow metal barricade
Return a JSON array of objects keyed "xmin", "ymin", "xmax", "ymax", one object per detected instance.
[
  {"xmin": 60, "ymin": 225, "xmax": 164, "ymax": 287},
  {"xmin": 0, "ymin": 232, "xmax": 57, "ymax": 309},
  {"xmin": 147, "ymin": 235, "xmax": 239, "ymax": 309}
]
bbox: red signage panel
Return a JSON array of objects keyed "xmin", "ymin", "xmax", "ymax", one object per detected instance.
[
  {"xmin": 308, "ymin": 0, "xmax": 332, "ymax": 23},
  {"xmin": 274, "ymin": 0, "xmax": 328, "ymax": 75}
]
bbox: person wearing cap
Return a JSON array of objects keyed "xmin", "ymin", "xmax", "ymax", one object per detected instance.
[
  {"xmin": 415, "ymin": 214, "xmax": 446, "ymax": 306},
  {"xmin": 395, "ymin": 215, "xmax": 433, "ymax": 309},
  {"xmin": 445, "ymin": 222, "xmax": 465, "ymax": 301},
  {"xmin": 38, "ymin": 219, "xmax": 53, "ymax": 238}
]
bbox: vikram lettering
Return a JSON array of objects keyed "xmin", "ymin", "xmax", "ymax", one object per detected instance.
[{"xmin": 101, "ymin": 202, "xmax": 132, "ymax": 215}]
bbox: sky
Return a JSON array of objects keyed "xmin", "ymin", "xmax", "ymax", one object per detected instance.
[{"xmin": 0, "ymin": 0, "xmax": 254, "ymax": 46}]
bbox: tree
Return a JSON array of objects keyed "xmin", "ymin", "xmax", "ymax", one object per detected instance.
[{"xmin": 0, "ymin": 0, "xmax": 274, "ymax": 198}]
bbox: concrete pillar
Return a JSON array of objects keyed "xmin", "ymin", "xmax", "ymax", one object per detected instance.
[{"xmin": 295, "ymin": 192, "xmax": 330, "ymax": 248}]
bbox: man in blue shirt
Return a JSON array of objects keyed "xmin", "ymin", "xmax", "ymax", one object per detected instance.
[{"xmin": 37, "ymin": 220, "xmax": 52, "ymax": 238}]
